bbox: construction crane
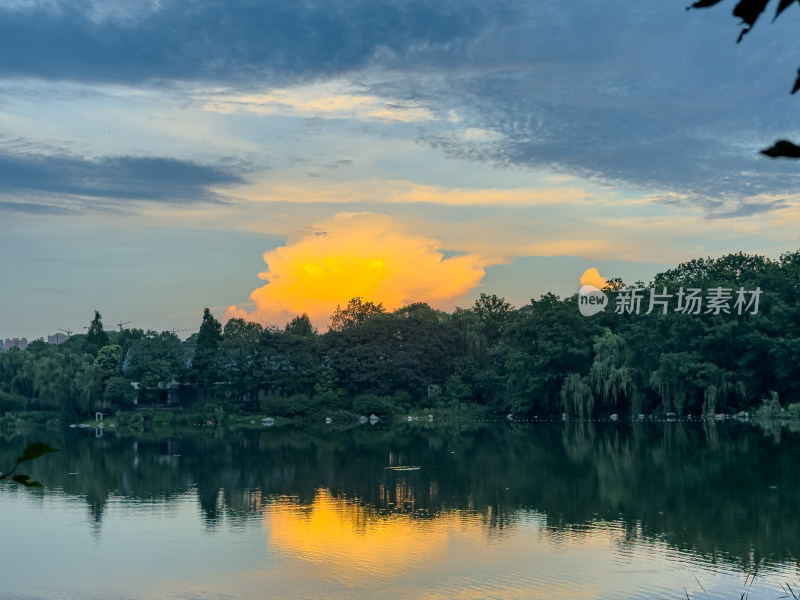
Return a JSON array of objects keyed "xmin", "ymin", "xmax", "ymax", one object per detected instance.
[
  {"xmin": 116, "ymin": 321, "xmax": 131, "ymax": 332},
  {"xmin": 58, "ymin": 328, "xmax": 73, "ymax": 336},
  {"xmin": 172, "ymin": 327, "xmax": 200, "ymax": 336}
]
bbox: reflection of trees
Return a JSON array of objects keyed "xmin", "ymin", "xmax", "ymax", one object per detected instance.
[{"xmin": 4, "ymin": 421, "xmax": 800, "ymax": 568}]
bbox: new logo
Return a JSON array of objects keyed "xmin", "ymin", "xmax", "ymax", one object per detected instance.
[{"xmin": 578, "ymin": 284, "xmax": 608, "ymax": 317}]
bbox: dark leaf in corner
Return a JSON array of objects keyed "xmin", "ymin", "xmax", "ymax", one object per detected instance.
[
  {"xmin": 17, "ymin": 442, "xmax": 57, "ymax": 464},
  {"xmin": 760, "ymin": 140, "xmax": 800, "ymax": 158},
  {"xmin": 774, "ymin": 0, "xmax": 798, "ymax": 21},
  {"xmin": 688, "ymin": 0, "xmax": 726, "ymax": 8},
  {"xmin": 12, "ymin": 475, "xmax": 43, "ymax": 488},
  {"xmin": 733, "ymin": 0, "xmax": 770, "ymax": 28}
]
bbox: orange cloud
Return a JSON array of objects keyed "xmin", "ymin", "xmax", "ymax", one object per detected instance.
[
  {"xmin": 579, "ymin": 267, "xmax": 608, "ymax": 290},
  {"xmin": 225, "ymin": 212, "xmax": 489, "ymax": 328}
]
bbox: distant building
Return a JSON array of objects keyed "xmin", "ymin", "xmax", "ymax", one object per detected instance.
[
  {"xmin": 3, "ymin": 338, "xmax": 28, "ymax": 351},
  {"xmin": 47, "ymin": 333, "xmax": 70, "ymax": 345},
  {"xmin": 0, "ymin": 339, "xmax": 4, "ymax": 351}
]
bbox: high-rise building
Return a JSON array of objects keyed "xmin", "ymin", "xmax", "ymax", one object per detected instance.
[
  {"xmin": 47, "ymin": 333, "xmax": 70, "ymax": 345},
  {"xmin": 3, "ymin": 338, "xmax": 28, "ymax": 351}
]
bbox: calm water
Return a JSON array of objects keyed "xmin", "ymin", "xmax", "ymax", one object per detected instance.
[{"xmin": 1, "ymin": 419, "xmax": 799, "ymax": 599}]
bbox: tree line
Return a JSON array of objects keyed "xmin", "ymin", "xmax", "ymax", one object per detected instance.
[{"xmin": 1, "ymin": 249, "xmax": 799, "ymax": 421}]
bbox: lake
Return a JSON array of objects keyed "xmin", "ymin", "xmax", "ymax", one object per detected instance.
[{"xmin": 1, "ymin": 419, "xmax": 799, "ymax": 599}]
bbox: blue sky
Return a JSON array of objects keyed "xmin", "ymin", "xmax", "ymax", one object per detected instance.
[{"xmin": 2, "ymin": 0, "xmax": 799, "ymax": 339}]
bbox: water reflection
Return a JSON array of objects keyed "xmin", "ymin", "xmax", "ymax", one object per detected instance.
[
  {"xmin": 265, "ymin": 489, "xmax": 482, "ymax": 585},
  {"xmin": 1, "ymin": 420, "xmax": 799, "ymax": 598}
]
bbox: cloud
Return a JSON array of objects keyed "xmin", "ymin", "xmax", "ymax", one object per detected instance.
[
  {"xmin": 224, "ymin": 212, "xmax": 489, "ymax": 328},
  {"xmin": 201, "ymin": 82, "xmax": 435, "ymax": 123},
  {"xmin": 231, "ymin": 177, "xmax": 592, "ymax": 207},
  {"xmin": 374, "ymin": 3, "xmax": 800, "ymax": 207},
  {"xmin": 0, "ymin": 200, "xmax": 75, "ymax": 215},
  {"xmin": 0, "ymin": 144, "xmax": 245, "ymax": 209},
  {"xmin": 579, "ymin": 267, "xmax": 608, "ymax": 290},
  {"xmin": 0, "ymin": 0, "xmax": 499, "ymax": 84},
  {"xmin": 3, "ymin": 0, "xmax": 798, "ymax": 210}
]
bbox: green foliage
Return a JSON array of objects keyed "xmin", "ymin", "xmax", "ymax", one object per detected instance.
[
  {"xmin": 152, "ymin": 410, "xmax": 175, "ymax": 428},
  {"xmin": 502, "ymin": 293, "xmax": 603, "ymax": 415},
  {"xmin": 472, "ymin": 293, "xmax": 512, "ymax": 346},
  {"xmin": 261, "ymin": 393, "xmax": 313, "ymax": 417},
  {"xmin": 755, "ymin": 391, "xmax": 782, "ymax": 419},
  {"xmin": 313, "ymin": 369, "xmax": 347, "ymax": 410},
  {"xmin": 440, "ymin": 375, "xmax": 472, "ymax": 407},
  {"xmin": 103, "ymin": 376, "xmax": 136, "ymax": 407},
  {"xmin": 285, "ymin": 313, "xmax": 315, "ymax": 337},
  {"xmin": 0, "ymin": 249, "xmax": 799, "ymax": 419},
  {"xmin": 221, "ymin": 318, "xmax": 263, "ymax": 407},
  {"xmin": 560, "ymin": 373, "xmax": 593, "ymax": 420},
  {"xmin": 352, "ymin": 393, "xmax": 396, "ymax": 416},
  {"xmin": 86, "ymin": 310, "xmax": 109, "ymax": 352},
  {"xmin": 329, "ymin": 297, "xmax": 385, "ymax": 331},
  {"xmin": 0, "ymin": 390, "xmax": 27, "ymax": 413},
  {"xmin": 191, "ymin": 308, "xmax": 223, "ymax": 389},
  {"xmin": 128, "ymin": 411, "xmax": 145, "ymax": 430},
  {"xmin": 124, "ymin": 330, "xmax": 185, "ymax": 401},
  {"xmin": 94, "ymin": 344, "xmax": 123, "ymax": 384}
]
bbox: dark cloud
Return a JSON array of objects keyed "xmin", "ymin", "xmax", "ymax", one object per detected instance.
[
  {"xmin": 0, "ymin": 148, "xmax": 245, "ymax": 208},
  {"xmin": 0, "ymin": 0, "xmax": 502, "ymax": 84},
  {"xmin": 397, "ymin": 2, "xmax": 800, "ymax": 209},
  {"xmin": 705, "ymin": 199, "xmax": 791, "ymax": 219},
  {"xmin": 0, "ymin": 200, "xmax": 76, "ymax": 215},
  {"xmin": 2, "ymin": 0, "xmax": 798, "ymax": 210}
]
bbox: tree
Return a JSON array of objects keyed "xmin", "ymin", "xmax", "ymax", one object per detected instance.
[
  {"xmin": 124, "ymin": 331, "xmax": 186, "ymax": 402},
  {"xmin": 102, "ymin": 376, "xmax": 136, "ymax": 407},
  {"xmin": 86, "ymin": 310, "xmax": 109, "ymax": 351},
  {"xmin": 472, "ymin": 293, "xmax": 512, "ymax": 347},
  {"xmin": 689, "ymin": 0, "xmax": 800, "ymax": 158},
  {"xmin": 285, "ymin": 313, "xmax": 316, "ymax": 337},
  {"xmin": 329, "ymin": 297, "xmax": 385, "ymax": 331},
  {"xmin": 191, "ymin": 308, "xmax": 223, "ymax": 389},
  {"xmin": 94, "ymin": 344, "xmax": 122, "ymax": 387},
  {"xmin": 222, "ymin": 318, "xmax": 263, "ymax": 406}
]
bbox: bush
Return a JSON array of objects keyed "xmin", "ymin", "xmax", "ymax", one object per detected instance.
[
  {"xmin": 0, "ymin": 391, "xmax": 27, "ymax": 414},
  {"xmin": 352, "ymin": 393, "xmax": 396, "ymax": 416},
  {"xmin": 104, "ymin": 377, "xmax": 136, "ymax": 407},
  {"xmin": 755, "ymin": 392, "xmax": 782, "ymax": 419},
  {"xmin": 787, "ymin": 403, "xmax": 800, "ymax": 419},
  {"xmin": 152, "ymin": 410, "xmax": 174, "ymax": 428},
  {"xmin": 261, "ymin": 393, "xmax": 313, "ymax": 417},
  {"xmin": 128, "ymin": 412, "xmax": 145, "ymax": 430}
]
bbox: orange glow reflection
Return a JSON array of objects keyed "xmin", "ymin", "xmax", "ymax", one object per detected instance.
[{"xmin": 264, "ymin": 489, "xmax": 483, "ymax": 584}]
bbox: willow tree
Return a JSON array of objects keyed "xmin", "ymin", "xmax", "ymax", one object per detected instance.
[
  {"xmin": 560, "ymin": 373, "xmax": 594, "ymax": 420},
  {"xmin": 589, "ymin": 329, "xmax": 641, "ymax": 415}
]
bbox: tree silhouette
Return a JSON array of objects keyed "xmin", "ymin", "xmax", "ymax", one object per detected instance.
[
  {"xmin": 86, "ymin": 310, "xmax": 109, "ymax": 351},
  {"xmin": 688, "ymin": 0, "xmax": 800, "ymax": 158}
]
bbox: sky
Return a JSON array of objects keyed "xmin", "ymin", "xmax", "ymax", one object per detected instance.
[{"xmin": 1, "ymin": 0, "xmax": 799, "ymax": 339}]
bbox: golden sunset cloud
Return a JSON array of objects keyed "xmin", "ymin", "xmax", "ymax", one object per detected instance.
[
  {"xmin": 579, "ymin": 267, "xmax": 608, "ymax": 290},
  {"xmin": 225, "ymin": 212, "xmax": 489, "ymax": 328}
]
